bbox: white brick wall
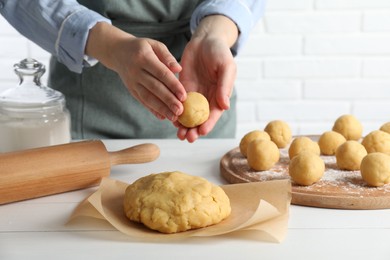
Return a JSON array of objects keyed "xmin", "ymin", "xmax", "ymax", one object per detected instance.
[
  {"xmin": 1, "ymin": 1, "xmax": 390, "ymax": 139},
  {"xmin": 236, "ymin": 0, "xmax": 390, "ymax": 138}
]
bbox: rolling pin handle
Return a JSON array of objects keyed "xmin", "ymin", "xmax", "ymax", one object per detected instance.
[{"xmin": 109, "ymin": 143, "xmax": 160, "ymax": 166}]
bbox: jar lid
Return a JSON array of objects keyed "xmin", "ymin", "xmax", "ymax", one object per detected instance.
[{"xmin": 0, "ymin": 58, "xmax": 65, "ymax": 108}]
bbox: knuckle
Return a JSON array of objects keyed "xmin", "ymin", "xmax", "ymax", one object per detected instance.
[{"xmin": 157, "ymin": 68, "xmax": 170, "ymax": 81}]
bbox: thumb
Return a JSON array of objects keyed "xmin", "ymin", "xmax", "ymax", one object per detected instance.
[{"xmin": 217, "ymin": 63, "xmax": 236, "ymax": 110}]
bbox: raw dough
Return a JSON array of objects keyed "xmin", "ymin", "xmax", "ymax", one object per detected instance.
[
  {"xmin": 123, "ymin": 171, "xmax": 231, "ymax": 234},
  {"xmin": 247, "ymin": 139, "xmax": 280, "ymax": 171},
  {"xmin": 335, "ymin": 140, "xmax": 367, "ymax": 170},
  {"xmin": 288, "ymin": 136, "xmax": 320, "ymax": 159},
  {"xmin": 361, "ymin": 130, "xmax": 390, "ymax": 155},
  {"xmin": 332, "ymin": 114, "xmax": 363, "ymax": 141},
  {"xmin": 318, "ymin": 131, "xmax": 346, "ymax": 155},
  {"xmin": 239, "ymin": 130, "xmax": 271, "ymax": 157},
  {"xmin": 288, "ymin": 152, "xmax": 325, "ymax": 186},
  {"xmin": 380, "ymin": 122, "xmax": 390, "ymax": 134},
  {"xmin": 264, "ymin": 120, "xmax": 292, "ymax": 148},
  {"xmin": 178, "ymin": 92, "xmax": 209, "ymax": 128},
  {"xmin": 360, "ymin": 153, "xmax": 390, "ymax": 187}
]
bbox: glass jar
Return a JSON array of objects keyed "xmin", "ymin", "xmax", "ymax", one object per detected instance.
[{"xmin": 0, "ymin": 58, "xmax": 71, "ymax": 152}]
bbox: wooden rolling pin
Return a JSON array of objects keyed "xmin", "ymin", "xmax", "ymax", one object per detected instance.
[{"xmin": 0, "ymin": 140, "xmax": 160, "ymax": 204}]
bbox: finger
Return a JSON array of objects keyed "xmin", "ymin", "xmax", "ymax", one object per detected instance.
[
  {"xmin": 177, "ymin": 126, "xmax": 200, "ymax": 143},
  {"xmin": 150, "ymin": 42, "xmax": 184, "ymax": 82},
  {"xmin": 131, "ymin": 87, "xmax": 168, "ymax": 120},
  {"xmin": 176, "ymin": 126, "xmax": 188, "ymax": 141},
  {"xmin": 217, "ymin": 62, "xmax": 236, "ymax": 110},
  {"xmin": 152, "ymin": 110, "xmax": 166, "ymax": 120},
  {"xmin": 172, "ymin": 121, "xmax": 181, "ymax": 128},
  {"xmin": 135, "ymin": 82, "xmax": 179, "ymax": 121},
  {"xmin": 137, "ymin": 69, "xmax": 184, "ymax": 119},
  {"xmin": 151, "ymin": 41, "xmax": 181, "ymax": 69},
  {"xmin": 176, "ymin": 108, "xmax": 224, "ymax": 142},
  {"xmin": 143, "ymin": 54, "xmax": 186, "ymax": 102},
  {"xmin": 198, "ymin": 109, "xmax": 224, "ymax": 136},
  {"xmin": 184, "ymin": 128, "xmax": 200, "ymax": 143}
]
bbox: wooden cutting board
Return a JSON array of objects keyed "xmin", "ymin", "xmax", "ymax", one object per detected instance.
[{"xmin": 220, "ymin": 139, "xmax": 390, "ymax": 210}]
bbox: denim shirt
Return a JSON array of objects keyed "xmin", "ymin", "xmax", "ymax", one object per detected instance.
[{"xmin": 0, "ymin": 0, "xmax": 265, "ymax": 73}]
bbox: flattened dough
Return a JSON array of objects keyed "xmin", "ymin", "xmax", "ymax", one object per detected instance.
[{"xmin": 123, "ymin": 171, "xmax": 231, "ymax": 234}]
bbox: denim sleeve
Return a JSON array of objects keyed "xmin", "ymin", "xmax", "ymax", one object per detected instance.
[
  {"xmin": 0, "ymin": 0, "xmax": 111, "ymax": 73},
  {"xmin": 190, "ymin": 0, "xmax": 266, "ymax": 56}
]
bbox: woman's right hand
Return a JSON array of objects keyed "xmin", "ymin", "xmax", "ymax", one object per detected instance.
[{"xmin": 85, "ymin": 22, "xmax": 186, "ymax": 121}]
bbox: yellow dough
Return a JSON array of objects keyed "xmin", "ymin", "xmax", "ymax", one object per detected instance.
[
  {"xmin": 247, "ymin": 139, "xmax": 280, "ymax": 171},
  {"xmin": 288, "ymin": 152, "xmax": 325, "ymax": 186},
  {"xmin": 318, "ymin": 131, "xmax": 346, "ymax": 155},
  {"xmin": 288, "ymin": 136, "xmax": 320, "ymax": 159},
  {"xmin": 123, "ymin": 171, "xmax": 231, "ymax": 234},
  {"xmin": 335, "ymin": 140, "xmax": 367, "ymax": 170},
  {"xmin": 239, "ymin": 130, "xmax": 271, "ymax": 157},
  {"xmin": 264, "ymin": 120, "xmax": 292, "ymax": 148},
  {"xmin": 178, "ymin": 92, "xmax": 210, "ymax": 128},
  {"xmin": 361, "ymin": 130, "xmax": 390, "ymax": 155},
  {"xmin": 380, "ymin": 122, "xmax": 390, "ymax": 134},
  {"xmin": 332, "ymin": 114, "xmax": 363, "ymax": 141},
  {"xmin": 360, "ymin": 153, "xmax": 390, "ymax": 187}
]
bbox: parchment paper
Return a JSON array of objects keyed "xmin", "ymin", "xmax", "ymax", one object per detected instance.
[{"xmin": 69, "ymin": 177, "xmax": 291, "ymax": 242}]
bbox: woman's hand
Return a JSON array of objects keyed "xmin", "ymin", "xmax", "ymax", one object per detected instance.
[
  {"xmin": 86, "ymin": 22, "xmax": 186, "ymax": 121},
  {"xmin": 175, "ymin": 15, "xmax": 239, "ymax": 142}
]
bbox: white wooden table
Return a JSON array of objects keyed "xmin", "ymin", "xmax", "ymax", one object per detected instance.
[{"xmin": 1, "ymin": 139, "xmax": 390, "ymax": 260}]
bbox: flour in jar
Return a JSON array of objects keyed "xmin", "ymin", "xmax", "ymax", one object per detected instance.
[
  {"xmin": 0, "ymin": 58, "xmax": 71, "ymax": 152},
  {"xmin": 0, "ymin": 113, "xmax": 70, "ymax": 152}
]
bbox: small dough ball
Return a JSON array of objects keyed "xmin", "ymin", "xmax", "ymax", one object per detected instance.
[
  {"xmin": 247, "ymin": 139, "xmax": 280, "ymax": 171},
  {"xmin": 288, "ymin": 136, "xmax": 320, "ymax": 159},
  {"xmin": 318, "ymin": 131, "xmax": 346, "ymax": 155},
  {"xmin": 264, "ymin": 120, "xmax": 292, "ymax": 148},
  {"xmin": 239, "ymin": 130, "xmax": 271, "ymax": 157},
  {"xmin": 360, "ymin": 153, "xmax": 390, "ymax": 187},
  {"xmin": 362, "ymin": 130, "xmax": 390, "ymax": 155},
  {"xmin": 380, "ymin": 122, "xmax": 390, "ymax": 134},
  {"xmin": 335, "ymin": 140, "xmax": 367, "ymax": 170},
  {"xmin": 332, "ymin": 114, "xmax": 363, "ymax": 141},
  {"xmin": 178, "ymin": 92, "xmax": 209, "ymax": 128},
  {"xmin": 123, "ymin": 171, "xmax": 231, "ymax": 234},
  {"xmin": 289, "ymin": 152, "xmax": 325, "ymax": 186}
]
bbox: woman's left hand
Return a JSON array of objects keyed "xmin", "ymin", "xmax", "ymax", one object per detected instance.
[
  {"xmin": 175, "ymin": 35, "xmax": 236, "ymax": 142},
  {"xmin": 174, "ymin": 15, "xmax": 238, "ymax": 143}
]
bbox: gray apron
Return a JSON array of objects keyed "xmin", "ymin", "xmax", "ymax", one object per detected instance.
[{"xmin": 48, "ymin": 0, "xmax": 236, "ymax": 139}]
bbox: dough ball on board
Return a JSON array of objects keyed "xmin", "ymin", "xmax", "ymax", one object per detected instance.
[
  {"xmin": 335, "ymin": 140, "xmax": 367, "ymax": 171},
  {"xmin": 360, "ymin": 153, "xmax": 390, "ymax": 187},
  {"xmin": 123, "ymin": 171, "xmax": 231, "ymax": 234},
  {"xmin": 318, "ymin": 131, "xmax": 346, "ymax": 155},
  {"xmin": 178, "ymin": 92, "xmax": 209, "ymax": 128},
  {"xmin": 289, "ymin": 152, "xmax": 325, "ymax": 186},
  {"xmin": 361, "ymin": 130, "xmax": 390, "ymax": 155},
  {"xmin": 288, "ymin": 136, "xmax": 320, "ymax": 159},
  {"xmin": 264, "ymin": 120, "xmax": 292, "ymax": 148},
  {"xmin": 332, "ymin": 114, "xmax": 363, "ymax": 141},
  {"xmin": 380, "ymin": 122, "xmax": 390, "ymax": 134},
  {"xmin": 239, "ymin": 130, "xmax": 271, "ymax": 157},
  {"xmin": 247, "ymin": 139, "xmax": 280, "ymax": 171}
]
